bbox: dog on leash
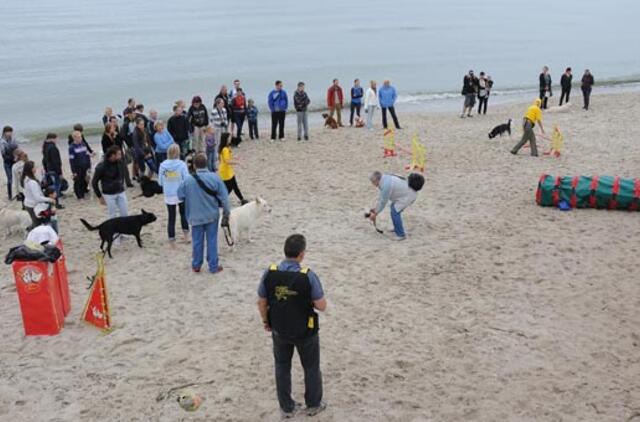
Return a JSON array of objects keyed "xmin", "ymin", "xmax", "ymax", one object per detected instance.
[
  {"xmin": 220, "ymin": 197, "xmax": 271, "ymax": 248},
  {"xmin": 137, "ymin": 175, "xmax": 163, "ymax": 198},
  {"xmin": 0, "ymin": 208, "xmax": 32, "ymax": 238},
  {"xmin": 322, "ymin": 113, "xmax": 338, "ymax": 129},
  {"xmin": 80, "ymin": 209, "xmax": 157, "ymax": 258},
  {"xmin": 488, "ymin": 119, "xmax": 512, "ymax": 139}
]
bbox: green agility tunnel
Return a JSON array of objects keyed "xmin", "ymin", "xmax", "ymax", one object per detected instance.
[{"xmin": 536, "ymin": 175, "xmax": 640, "ymax": 210}]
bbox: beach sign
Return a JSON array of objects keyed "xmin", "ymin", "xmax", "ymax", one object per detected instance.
[
  {"xmin": 383, "ymin": 128, "xmax": 397, "ymax": 157},
  {"xmin": 81, "ymin": 253, "xmax": 111, "ymax": 331}
]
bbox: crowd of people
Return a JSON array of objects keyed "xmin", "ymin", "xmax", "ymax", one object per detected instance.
[{"xmin": 538, "ymin": 66, "xmax": 595, "ymax": 110}]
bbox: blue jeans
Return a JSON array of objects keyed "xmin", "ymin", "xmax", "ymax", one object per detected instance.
[
  {"xmin": 191, "ymin": 222, "xmax": 219, "ymax": 271},
  {"xmin": 206, "ymin": 149, "xmax": 217, "ymax": 172},
  {"xmin": 46, "ymin": 171, "xmax": 61, "ymax": 202},
  {"xmin": 4, "ymin": 162, "xmax": 13, "ymax": 199},
  {"xmin": 390, "ymin": 203, "xmax": 405, "ymax": 237}
]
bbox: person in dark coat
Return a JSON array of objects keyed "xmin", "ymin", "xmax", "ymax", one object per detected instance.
[
  {"xmin": 539, "ymin": 66, "xmax": 552, "ymax": 109},
  {"xmin": 581, "ymin": 69, "xmax": 595, "ymax": 110},
  {"xmin": 559, "ymin": 67, "xmax": 573, "ymax": 106}
]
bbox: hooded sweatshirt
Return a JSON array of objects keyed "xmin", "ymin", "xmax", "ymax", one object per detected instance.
[
  {"xmin": 154, "ymin": 130, "xmax": 175, "ymax": 154},
  {"xmin": 69, "ymin": 142, "xmax": 91, "ymax": 173},
  {"xmin": 158, "ymin": 159, "xmax": 190, "ymax": 205},
  {"xmin": 524, "ymin": 99, "xmax": 543, "ymax": 124},
  {"xmin": 92, "ymin": 159, "xmax": 124, "ymax": 197},
  {"xmin": 42, "ymin": 141, "xmax": 62, "ymax": 175},
  {"xmin": 268, "ymin": 89, "xmax": 288, "ymax": 112},
  {"xmin": 375, "ymin": 174, "xmax": 417, "ymax": 214},
  {"xmin": 188, "ymin": 104, "xmax": 209, "ymax": 128}
]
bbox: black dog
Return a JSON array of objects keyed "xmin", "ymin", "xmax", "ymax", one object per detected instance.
[
  {"xmin": 80, "ymin": 209, "xmax": 157, "ymax": 258},
  {"xmin": 488, "ymin": 119, "xmax": 512, "ymax": 139},
  {"xmin": 137, "ymin": 175, "xmax": 163, "ymax": 198}
]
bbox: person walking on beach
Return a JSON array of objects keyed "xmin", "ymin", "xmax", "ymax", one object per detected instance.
[
  {"xmin": 539, "ymin": 66, "xmax": 552, "ymax": 109},
  {"xmin": 477, "ymin": 72, "xmax": 489, "ymax": 115},
  {"xmin": 92, "ymin": 145, "xmax": 128, "ymax": 220},
  {"xmin": 268, "ymin": 80, "xmax": 288, "ymax": 142},
  {"xmin": 364, "ymin": 81, "xmax": 378, "ymax": 130},
  {"xmin": 379, "ymin": 80, "xmax": 401, "ymax": 129},
  {"xmin": 461, "ymin": 70, "xmax": 478, "ymax": 118},
  {"xmin": 159, "ymin": 144, "xmax": 190, "ymax": 245},
  {"xmin": 257, "ymin": 233, "xmax": 327, "ymax": 418},
  {"xmin": 211, "ymin": 98, "xmax": 229, "ymax": 144},
  {"xmin": 326, "ymin": 79, "xmax": 344, "ymax": 127},
  {"xmin": 511, "ymin": 98, "xmax": 545, "ymax": 157},
  {"xmin": 294, "ymin": 82, "xmax": 311, "ymax": 141},
  {"xmin": 581, "ymin": 69, "xmax": 595, "ymax": 110},
  {"xmin": 167, "ymin": 104, "xmax": 191, "ymax": 159},
  {"xmin": 559, "ymin": 67, "xmax": 573, "ymax": 106},
  {"xmin": 350, "ymin": 79, "xmax": 364, "ymax": 126},
  {"xmin": 69, "ymin": 130, "xmax": 92, "ymax": 200},
  {"xmin": 187, "ymin": 96, "xmax": 209, "ymax": 154},
  {"xmin": 41, "ymin": 133, "xmax": 64, "ymax": 208},
  {"xmin": 368, "ymin": 171, "xmax": 418, "ymax": 241},
  {"xmin": 247, "ymin": 99, "xmax": 259, "ymax": 140},
  {"xmin": 218, "ymin": 134, "xmax": 248, "ymax": 205},
  {"xmin": 1, "ymin": 126, "xmax": 18, "ymax": 200},
  {"xmin": 177, "ymin": 153, "xmax": 230, "ymax": 274},
  {"xmin": 22, "ymin": 161, "xmax": 55, "ymax": 229}
]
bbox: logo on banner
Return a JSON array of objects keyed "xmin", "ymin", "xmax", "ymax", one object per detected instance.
[{"xmin": 17, "ymin": 266, "xmax": 44, "ymax": 293}]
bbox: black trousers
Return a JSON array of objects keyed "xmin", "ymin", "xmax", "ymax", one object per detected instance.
[
  {"xmin": 559, "ymin": 89, "xmax": 571, "ymax": 106},
  {"xmin": 73, "ymin": 167, "xmax": 88, "ymax": 199},
  {"xmin": 272, "ymin": 332, "xmax": 323, "ymax": 412},
  {"xmin": 582, "ymin": 87, "xmax": 592, "ymax": 110},
  {"xmin": 224, "ymin": 176, "xmax": 244, "ymax": 201},
  {"xmin": 477, "ymin": 96, "xmax": 488, "ymax": 114},
  {"xmin": 233, "ymin": 111, "xmax": 246, "ymax": 139},
  {"xmin": 166, "ymin": 202, "xmax": 188, "ymax": 240},
  {"xmin": 271, "ymin": 111, "xmax": 286, "ymax": 140},
  {"xmin": 381, "ymin": 106, "xmax": 401, "ymax": 129},
  {"xmin": 349, "ymin": 103, "xmax": 361, "ymax": 125},
  {"xmin": 539, "ymin": 90, "xmax": 550, "ymax": 109},
  {"xmin": 249, "ymin": 120, "xmax": 259, "ymax": 139}
]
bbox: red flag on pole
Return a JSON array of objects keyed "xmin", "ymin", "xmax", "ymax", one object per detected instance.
[{"xmin": 81, "ymin": 253, "xmax": 111, "ymax": 331}]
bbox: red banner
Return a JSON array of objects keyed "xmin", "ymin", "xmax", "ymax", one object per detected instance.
[{"xmin": 81, "ymin": 254, "xmax": 111, "ymax": 330}]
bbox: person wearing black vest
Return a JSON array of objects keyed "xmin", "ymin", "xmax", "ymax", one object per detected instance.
[{"xmin": 257, "ymin": 234, "xmax": 327, "ymax": 418}]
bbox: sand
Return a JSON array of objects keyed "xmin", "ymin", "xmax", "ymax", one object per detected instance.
[{"xmin": 1, "ymin": 92, "xmax": 639, "ymax": 421}]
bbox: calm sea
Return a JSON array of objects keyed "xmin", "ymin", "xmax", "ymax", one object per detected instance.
[{"xmin": 1, "ymin": 0, "xmax": 639, "ymax": 134}]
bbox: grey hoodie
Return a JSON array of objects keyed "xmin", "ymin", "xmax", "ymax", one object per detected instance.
[{"xmin": 375, "ymin": 174, "xmax": 417, "ymax": 214}]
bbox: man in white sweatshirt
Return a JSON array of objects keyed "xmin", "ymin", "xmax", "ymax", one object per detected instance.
[{"xmin": 368, "ymin": 171, "xmax": 418, "ymax": 241}]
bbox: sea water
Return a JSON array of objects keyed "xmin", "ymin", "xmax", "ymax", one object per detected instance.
[{"xmin": 1, "ymin": 0, "xmax": 639, "ymax": 134}]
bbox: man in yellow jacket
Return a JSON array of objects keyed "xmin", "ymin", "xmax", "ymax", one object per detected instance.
[{"xmin": 511, "ymin": 98, "xmax": 545, "ymax": 157}]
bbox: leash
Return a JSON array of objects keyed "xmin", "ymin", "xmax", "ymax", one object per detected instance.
[
  {"xmin": 222, "ymin": 225, "xmax": 234, "ymax": 246},
  {"xmin": 363, "ymin": 208, "xmax": 384, "ymax": 234}
]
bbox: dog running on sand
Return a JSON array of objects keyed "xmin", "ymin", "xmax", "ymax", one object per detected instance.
[
  {"xmin": 488, "ymin": 119, "xmax": 512, "ymax": 139},
  {"xmin": 80, "ymin": 209, "xmax": 157, "ymax": 258}
]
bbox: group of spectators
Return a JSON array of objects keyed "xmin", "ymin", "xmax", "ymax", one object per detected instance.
[
  {"xmin": 461, "ymin": 70, "xmax": 494, "ymax": 118},
  {"xmin": 538, "ymin": 66, "xmax": 595, "ymax": 110}
]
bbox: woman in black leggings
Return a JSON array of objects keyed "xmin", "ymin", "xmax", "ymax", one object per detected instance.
[{"xmin": 218, "ymin": 133, "xmax": 249, "ymax": 205}]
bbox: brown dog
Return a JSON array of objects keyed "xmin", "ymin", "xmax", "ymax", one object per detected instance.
[{"xmin": 322, "ymin": 113, "xmax": 338, "ymax": 129}]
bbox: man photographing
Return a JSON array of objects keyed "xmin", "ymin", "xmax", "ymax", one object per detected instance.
[{"xmin": 368, "ymin": 171, "xmax": 424, "ymax": 241}]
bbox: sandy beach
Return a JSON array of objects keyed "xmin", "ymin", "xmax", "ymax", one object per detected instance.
[{"xmin": 1, "ymin": 91, "xmax": 639, "ymax": 421}]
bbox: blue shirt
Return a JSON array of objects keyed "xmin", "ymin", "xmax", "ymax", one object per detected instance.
[
  {"xmin": 378, "ymin": 85, "xmax": 397, "ymax": 108},
  {"xmin": 177, "ymin": 169, "xmax": 230, "ymax": 226},
  {"xmin": 154, "ymin": 130, "xmax": 174, "ymax": 153},
  {"xmin": 351, "ymin": 86, "xmax": 364, "ymax": 104},
  {"xmin": 258, "ymin": 259, "xmax": 324, "ymax": 301}
]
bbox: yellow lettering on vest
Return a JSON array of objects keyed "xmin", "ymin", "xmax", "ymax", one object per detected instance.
[
  {"xmin": 307, "ymin": 316, "xmax": 314, "ymax": 329},
  {"xmin": 275, "ymin": 285, "xmax": 299, "ymax": 301}
]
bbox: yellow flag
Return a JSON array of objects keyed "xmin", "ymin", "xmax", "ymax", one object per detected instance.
[
  {"xmin": 383, "ymin": 129, "xmax": 396, "ymax": 157},
  {"xmin": 410, "ymin": 135, "xmax": 426, "ymax": 172}
]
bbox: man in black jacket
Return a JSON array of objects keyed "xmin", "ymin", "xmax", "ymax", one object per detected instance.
[
  {"xmin": 559, "ymin": 67, "xmax": 573, "ymax": 106},
  {"xmin": 581, "ymin": 69, "xmax": 595, "ymax": 110},
  {"xmin": 167, "ymin": 105, "xmax": 191, "ymax": 159},
  {"xmin": 92, "ymin": 146, "xmax": 128, "ymax": 219},
  {"xmin": 460, "ymin": 70, "xmax": 478, "ymax": 118},
  {"xmin": 42, "ymin": 132, "xmax": 65, "ymax": 208}
]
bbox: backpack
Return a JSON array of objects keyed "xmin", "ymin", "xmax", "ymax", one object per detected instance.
[{"xmin": 408, "ymin": 173, "xmax": 425, "ymax": 191}]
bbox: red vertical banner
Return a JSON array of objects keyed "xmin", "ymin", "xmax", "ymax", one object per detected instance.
[
  {"xmin": 55, "ymin": 240, "xmax": 71, "ymax": 316},
  {"xmin": 81, "ymin": 253, "xmax": 111, "ymax": 331}
]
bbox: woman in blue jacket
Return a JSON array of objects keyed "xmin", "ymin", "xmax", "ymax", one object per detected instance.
[{"xmin": 153, "ymin": 120, "xmax": 175, "ymax": 167}]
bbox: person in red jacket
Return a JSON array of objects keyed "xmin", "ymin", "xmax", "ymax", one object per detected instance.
[{"xmin": 326, "ymin": 79, "xmax": 344, "ymax": 127}]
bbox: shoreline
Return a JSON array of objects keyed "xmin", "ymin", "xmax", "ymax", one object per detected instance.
[{"xmin": 14, "ymin": 79, "xmax": 640, "ymax": 143}]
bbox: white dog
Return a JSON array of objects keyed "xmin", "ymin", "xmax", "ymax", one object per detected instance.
[
  {"xmin": 546, "ymin": 101, "xmax": 572, "ymax": 114},
  {"xmin": 220, "ymin": 197, "xmax": 271, "ymax": 248},
  {"xmin": 0, "ymin": 208, "xmax": 32, "ymax": 238}
]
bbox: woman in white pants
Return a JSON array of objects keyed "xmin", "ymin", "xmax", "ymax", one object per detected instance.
[{"xmin": 364, "ymin": 80, "xmax": 379, "ymax": 130}]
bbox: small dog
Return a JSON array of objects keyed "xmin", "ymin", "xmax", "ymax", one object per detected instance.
[
  {"xmin": 220, "ymin": 197, "xmax": 271, "ymax": 248},
  {"xmin": 488, "ymin": 119, "xmax": 512, "ymax": 139},
  {"xmin": 0, "ymin": 208, "xmax": 32, "ymax": 238},
  {"xmin": 354, "ymin": 116, "xmax": 365, "ymax": 128},
  {"xmin": 322, "ymin": 113, "xmax": 338, "ymax": 129},
  {"xmin": 80, "ymin": 209, "xmax": 157, "ymax": 258},
  {"xmin": 137, "ymin": 175, "xmax": 163, "ymax": 198}
]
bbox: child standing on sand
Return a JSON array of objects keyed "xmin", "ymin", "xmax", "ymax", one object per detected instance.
[{"xmin": 247, "ymin": 99, "xmax": 259, "ymax": 140}]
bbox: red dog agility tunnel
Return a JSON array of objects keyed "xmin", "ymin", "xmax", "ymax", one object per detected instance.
[{"xmin": 536, "ymin": 175, "xmax": 640, "ymax": 210}]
